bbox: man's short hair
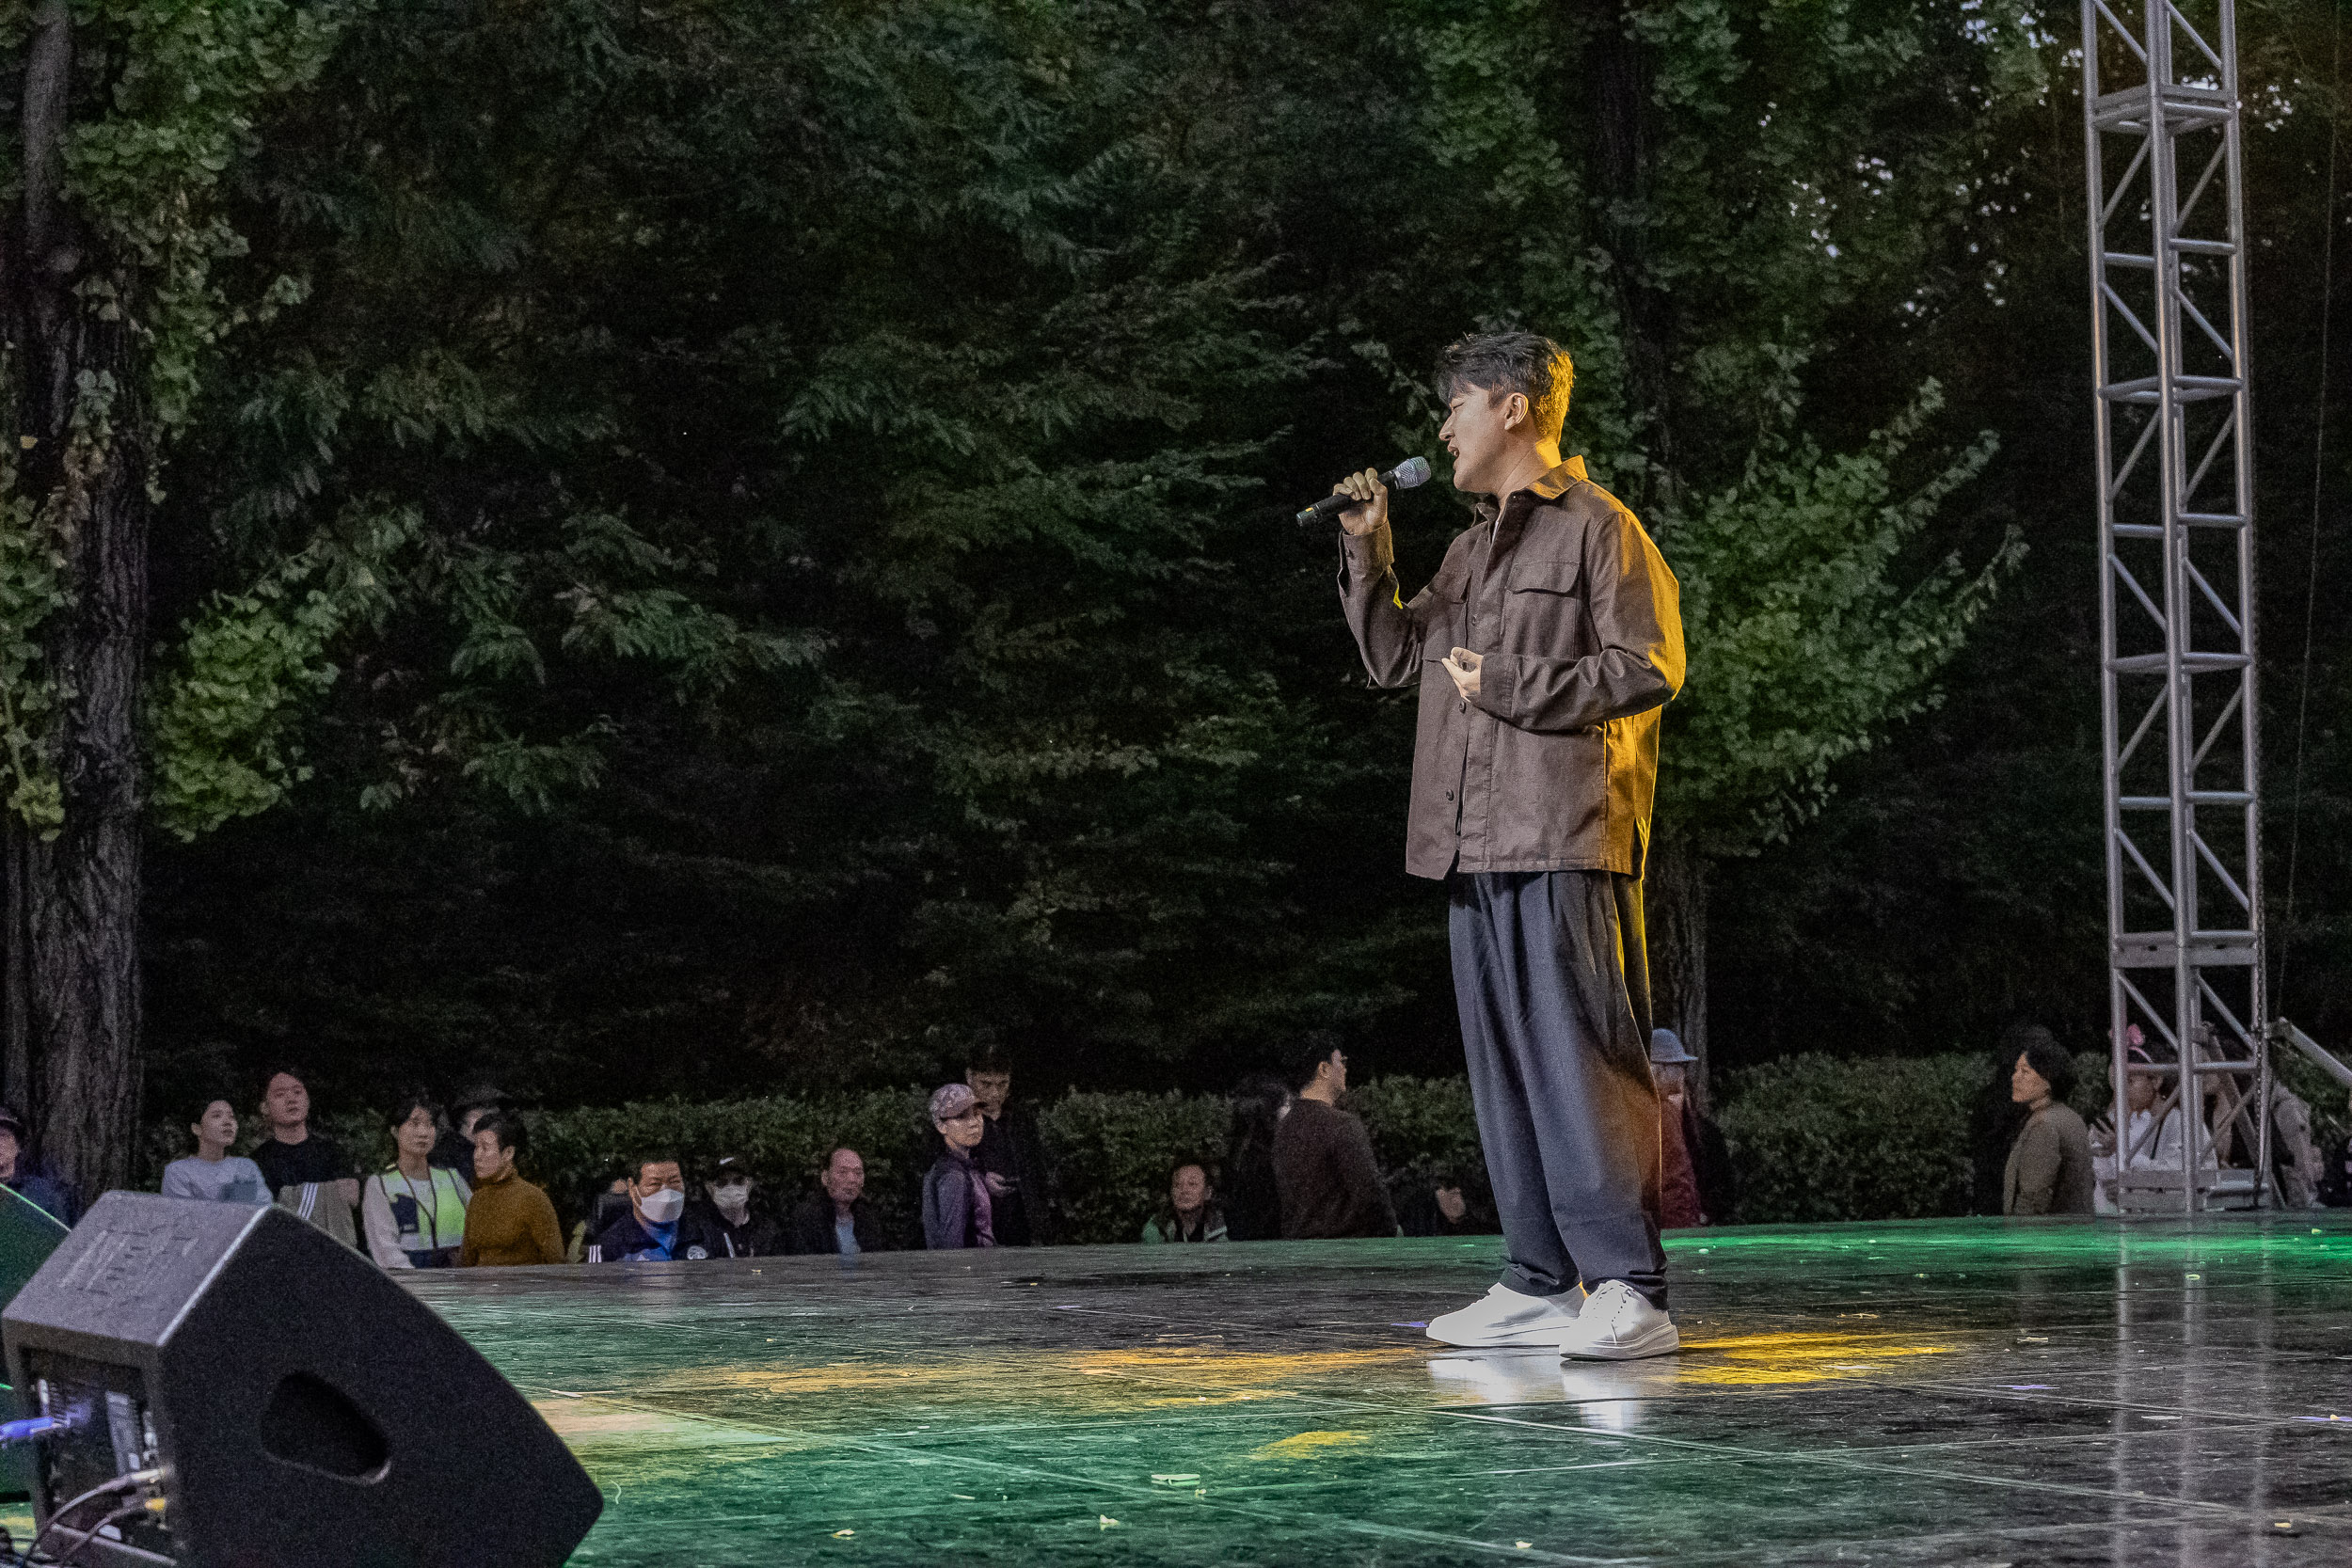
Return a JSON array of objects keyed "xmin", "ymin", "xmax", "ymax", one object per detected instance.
[
  {"xmin": 965, "ymin": 1037, "xmax": 1013, "ymax": 1077},
  {"xmin": 473, "ymin": 1111, "xmax": 528, "ymax": 1160},
  {"xmin": 260, "ymin": 1066, "xmax": 310, "ymax": 1094},
  {"xmin": 1436, "ymin": 330, "xmax": 1574, "ymax": 443},
  {"xmin": 1282, "ymin": 1031, "xmax": 1344, "ymax": 1093},
  {"xmin": 632, "ymin": 1154, "xmax": 683, "ymax": 1184}
]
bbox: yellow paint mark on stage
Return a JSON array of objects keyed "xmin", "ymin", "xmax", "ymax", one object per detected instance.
[
  {"xmin": 1674, "ymin": 1331, "xmax": 1958, "ymax": 1386},
  {"xmin": 665, "ymin": 1344, "xmax": 1421, "ymax": 1407},
  {"xmin": 1250, "ymin": 1430, "xmax": 1371, "ymax": 1461}
]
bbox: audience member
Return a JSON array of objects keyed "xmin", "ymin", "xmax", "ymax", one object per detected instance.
[
  {"xmin": 250, "ymin": 1069, "xmax": 360, "ymax": 1246},
  {"xmin": 588, "ymin": 1156, "xmax": 726, "ymax": 1261},
  {"xmin": 162, "ymin": 1098, "xmax": 275, "ymax": 1208},
  {"xmin": 434, "ymin": 1085, "xmax": 506, "ymax": 1171},
  {"xmin": 2003, "ymin": 1025, "xmax": 2095, "ymax": 1216},
  {"xmin": 788, "ymin": 1148, "xmax": 886, "ymax": 1256},
  {"xmin": 1273, "ymin": 1037, "xmax": 1397, "ymax": 1240},
  {"xmin": 459, "ymin": 1113, "xmax": 564, "ymax": 1266},
  {"xmin": 0, "ymin": 1109, "xmax": 72, "ymax": 1223},
  {"xmin": 966, "ymin": 1040, "xmax": 1060, "ymax": 1245},
  {"xmin": 1400, "ymin": 1167, "xmax": 1496, "ymax": 1238},
  {"xmin": 1141, "ymin": 1162, "xmax": 1227, "ymax": 1243},
  {"xmin": 922, "ymin": 1084, "xmax": 994, "ymax": 1249},
  {"xmin": 1967, "ymin": 1037, "xmax": 2035, "ymax": 1215},
  {"xmin": 361, "ymin": 1091, "xmax": 471, "ymax": 1269},
  {"xmin": 705, "ymin": 1154, "xmax": 786, "ymax": 1258},
  {"xmin": 1222, "ymin": 1074, "xmax": 1290, "ymax": 1241},
  {"xmin": 1647, "ymin": 1029, "xmax": 1733, "ymax": 1227}
]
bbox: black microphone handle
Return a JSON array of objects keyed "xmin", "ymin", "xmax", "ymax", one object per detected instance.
[{"xmin": 1296, "ymin": 464, "xmax": 1409, "ymax": 527}]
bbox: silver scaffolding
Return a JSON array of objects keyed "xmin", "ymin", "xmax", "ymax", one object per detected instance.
[{"xmin": 2080, "ymin": 0, "xmax": 2270, "ymax": 1211}]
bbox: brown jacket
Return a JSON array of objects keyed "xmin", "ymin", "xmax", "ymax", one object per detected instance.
[
  {"xmin": 1274, "ymin": 1098, "xmax": 1398, "ymax": 1240},
  {"xmin": 458, "ymin": 1167, "xmax": 565, "ymax": 1266},
  {"xmin": 1339, "ymin": 457, "xmax": 1684, "ymax": 879}
]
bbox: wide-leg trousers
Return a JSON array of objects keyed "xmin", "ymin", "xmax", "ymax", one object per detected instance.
[{"xmin": 1448, "ymin": 869, "xmax": 1667, "ymax": 1307}]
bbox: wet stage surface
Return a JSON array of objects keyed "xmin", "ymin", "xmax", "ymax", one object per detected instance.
[{"xmin": 407, "ymin": 1216, "xmax": 2352, "ymax": 1566}]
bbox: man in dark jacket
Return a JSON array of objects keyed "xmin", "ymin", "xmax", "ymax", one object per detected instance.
[
  {"xmin": 1273, "ymin": 1038, "xmax": 1397, "ymax": 1240},
  {"xmin": 706, "ymin": 1154, "xmax": 787, "ymax": 1258},
  {"xmin": 787, "ymin": 1148, "xmax": 888, "ymax": 1255},
  {"xmin": 966, "ymin": 1041, "xmax": 1060, "ymax": 1245},
  {"xmin": 1332, "ymin": 330, "xmax": 1685, "ymax": 1360},
  {"xmin": 587, "ymin": 1156, "xmax": 728, "ymax": 1261}
]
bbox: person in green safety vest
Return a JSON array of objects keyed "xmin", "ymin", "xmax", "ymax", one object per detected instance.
[{"xmin": 361, "ymin": 1090, "xmax": 472, "ymax": 1269}]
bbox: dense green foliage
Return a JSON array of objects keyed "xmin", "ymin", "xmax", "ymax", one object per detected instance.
[{"xmin": 0, "ymin": 0, "xmax": 2336, "ymax": 1120}]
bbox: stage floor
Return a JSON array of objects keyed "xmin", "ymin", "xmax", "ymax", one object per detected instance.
[{"xmin": 408, "ymin": 1215, "xmax": 2352, "ymax": 1566}]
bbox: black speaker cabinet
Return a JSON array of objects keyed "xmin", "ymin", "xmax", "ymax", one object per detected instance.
[{"xmin": 2, "ymin": 1191, "xmax": 603, "ymax": 1566}]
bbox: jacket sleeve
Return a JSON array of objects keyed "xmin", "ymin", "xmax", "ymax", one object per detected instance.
[
  {"xmin": 1341, "ymin": 1115, "xmax": 1399, "ymax": 1237},
  {"xmin": 528, "ymin": 1188, "xmax": 566, "ymax": 1264},
  {"xmin": 1473, "ymin": 506, "xmax": 1684, "ymax": 734},
  {"xmin": 2010, "ymin": 1118, "xmax": 2061, "ymax": 1216},
  {"xmin": 359, "ymin": 1178, "xmax": 410, "ymax": 1270},
  {"xmin": 922, "ymin": 1167, "xmax": 967, "ymax": 1249},
  {"xmin": 1339, "ymin": 525, "xmax": 1454, "ymax": 689}
]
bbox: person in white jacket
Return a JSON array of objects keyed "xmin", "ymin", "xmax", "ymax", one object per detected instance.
[{"xmin": 360, "ymin": 1091, "xmax": 471, "ymax": 1269}]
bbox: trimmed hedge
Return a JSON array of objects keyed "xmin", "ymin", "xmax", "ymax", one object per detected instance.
[
  {"xmin": 1715, "ymin": 1050, "xmax": 2109, "ymax": 1223},
  {"xmin": 163, "ymin": 1049, "xmax": 2234, "ymax": 1241}
]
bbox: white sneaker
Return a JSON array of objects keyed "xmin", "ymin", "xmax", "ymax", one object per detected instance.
[
  {"xmin": 1556, "ymin": 1280, "xmax": 1678, "ymax": 1360},
  {"xmin": 1425, "ymin": 1283, "xmax": 1583, "ymax": 1348}
]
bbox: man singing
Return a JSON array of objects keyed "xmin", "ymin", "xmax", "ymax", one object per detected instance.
[{"xmin": 1332, "ymin": 330, "xmax": 1685, "ymax": 1360}]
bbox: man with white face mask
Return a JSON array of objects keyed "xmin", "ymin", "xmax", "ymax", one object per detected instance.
[
  {"xmin": 704, "ymin": 1154, "xmax": 783, "ymax": 1258},
  {"xmin": 586, "ymin": 1156, "xmax": 726, "ymax": 1262}
]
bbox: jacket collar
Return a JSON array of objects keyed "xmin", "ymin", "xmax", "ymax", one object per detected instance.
[{"xmin": 1474, "ymin": 456, "xmax": 1587, "ymax": 523}]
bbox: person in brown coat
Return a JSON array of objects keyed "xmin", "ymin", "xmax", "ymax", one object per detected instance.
[
  {"xmin": 459, "ymin": 1113, "xmax": 566, "ymax": 1266},
  {"xmin": 1272, "ymin": 1038, "xmax": 1397, "ymax": 1240},
  {"xmin": 1330, "ymin": 330, "xmax": 1685, "ymax": 1361},
  {"xmin": 2003, "ymin": 1028, "xmax": 2096, "ymax": 1216}
]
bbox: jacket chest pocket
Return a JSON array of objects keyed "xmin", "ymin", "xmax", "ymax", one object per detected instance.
[{"xmin": 1502, "ymin": 554, "xmax": 1584, "ymax": 649}]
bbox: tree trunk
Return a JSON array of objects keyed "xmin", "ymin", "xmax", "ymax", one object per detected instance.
[
  {"xmin": 1588, "ymin": 2, "xmax": 1676, "ymax": 491},
  {"xmin": 1646, "ymin": 832, "xmax": 1710, "ymax": 1110},
  {"xmin": 3, "ymin": 0, "xmax": 150, "ymax": 1195}
]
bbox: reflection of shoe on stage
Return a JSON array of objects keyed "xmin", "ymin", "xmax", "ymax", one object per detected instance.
[
  {"xmin": 1556, "ymin": 1280, "xmax": 1679, "ymax": 1361},
  {"xmin": 1426, "ymin": 1348, "xmax": 1571, "ymax": 1405},
  {"xmin": 1425, "ymin": 1282, "xmax": 1584, "ymax": 1347}
]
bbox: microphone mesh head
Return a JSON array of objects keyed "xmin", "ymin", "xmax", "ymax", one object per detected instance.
[{"xmin": 1391, "ymin": 456, "xmax": 1432, "ymax": 490}]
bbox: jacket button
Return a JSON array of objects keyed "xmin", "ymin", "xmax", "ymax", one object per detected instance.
[{"xmin": 1444, "ymin": 791, "xmax": 1454, "ymax": 801}]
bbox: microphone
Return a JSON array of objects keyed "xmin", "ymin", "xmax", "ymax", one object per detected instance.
[{"xmin": 1295, "ymin": 456, "xmax": 1432, "ymax": 528}]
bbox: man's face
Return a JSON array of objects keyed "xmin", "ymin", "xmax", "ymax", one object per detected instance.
[
  {"xmin": 821, "ymin": 1150, "xmax": 866, "ymax": 1204},
  {"xmin": 471, "ymin": 1129, "xmax": 512, "ymax": 1183},
  {"xmin": 458, "ymin": 1107, "xmax": 489, "ymax": 1140},
  {"xmin": 1439, "ymin": 384, "xmax": 1524, "ymax": 497},
  {"xmin": 1323, "ymin": 1050, "xmax": 1349, "ymax": 1095},
  {"xmin": 635, "ymin": 1161, "xmax": 686, "ymax": 1199},
  {"xmin": 2126, "ymin": 1070, "xmax": 2160, "ymax": 1115},
  {"xmin": 264, "ymin": 1074, "xmax": 309, "ymax": 1132},
  {"xmin": 967, "ymin": 1070, "xmax": 1012, "ymax": 1117},
  {"xmin": 1652, "ymin": 1062, "xmax": 1687, "ymax": 1101},
  {"xmin": 1169, "ymin": 1164, "xmax": 1208, "ymax": 1215}
]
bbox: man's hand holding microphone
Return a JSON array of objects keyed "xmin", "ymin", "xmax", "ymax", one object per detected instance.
[{"xmin": 1331, "ymin": 467, "xmax": 1481, "ymax": 700}]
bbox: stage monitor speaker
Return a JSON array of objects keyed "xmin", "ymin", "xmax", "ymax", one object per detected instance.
[{"xmin": 2, "ymin": 1191, "xmax": 603, "ymax": 1566}]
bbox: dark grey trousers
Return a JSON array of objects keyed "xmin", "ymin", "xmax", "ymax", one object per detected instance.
[{"xmin": 1449, "ymin": 870, "xmax": 1667, "ymax": 1307}]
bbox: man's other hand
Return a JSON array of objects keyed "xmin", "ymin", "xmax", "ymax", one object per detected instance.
[
  {"xmin": 1334, "ymin": 467, "xmax": 1388, "ymax": 536},
  {"xmin": 1441, "ymin": 647, "xmax": 1483, "ymax": 700}
]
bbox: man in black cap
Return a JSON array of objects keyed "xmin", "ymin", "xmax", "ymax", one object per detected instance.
[{"xmin": 435, "ymin": 1085, "xmax": 506, "ymax": 1172}]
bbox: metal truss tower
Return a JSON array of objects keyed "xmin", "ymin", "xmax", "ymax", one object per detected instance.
[{"xmin": 2081, "ymin": 0, "xmax": 2269, "ymax": 1209}]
